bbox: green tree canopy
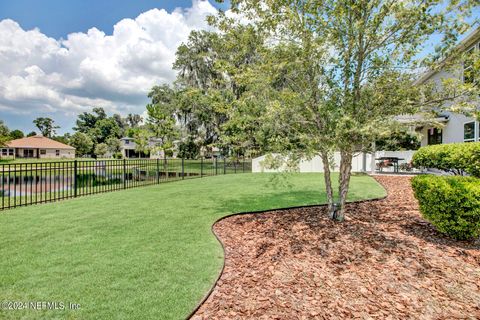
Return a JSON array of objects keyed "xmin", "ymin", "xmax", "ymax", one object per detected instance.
[
  {"xmin": 213, "ymin": 0, "xmax": 478, "ymax": 220},
  {"xmin": 74, "ymin": 107, "xmax": 107, "ymax": 133},
  {"xmin": 33, "ymin": 117, "xmax": 59, "ymax": 137},
  {"xmin": 9, "ymin": 130, "xmax": 24, "ymax": 140},
  {"xmin": 94, "ymin": 143, "xmax": 109, "ymax": 158},
  {"xmin": 70, "ymin": 132, "xmax": 94, "ymax": 157}
]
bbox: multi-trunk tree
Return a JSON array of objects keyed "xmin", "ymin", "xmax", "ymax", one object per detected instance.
[{"xmin": 217, "ymin": 0, "xmax": 478, "ymax": 220}]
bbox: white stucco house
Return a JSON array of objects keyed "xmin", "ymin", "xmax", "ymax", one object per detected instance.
[{"xmin": 414, "ymin": 26, "xmax": 480, "ymax": 146}]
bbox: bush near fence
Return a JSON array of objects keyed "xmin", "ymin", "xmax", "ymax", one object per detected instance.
[
  {"xmin": 412, "ymin": 175, "xmax": 480, "ymax": 240},
  {"xmin": 412, "ymin": 142, "xmax": 480, "ymax": 177}
]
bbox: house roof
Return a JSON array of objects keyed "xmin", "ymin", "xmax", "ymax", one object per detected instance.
[
  {"xmin": 6, "ymin": 135, "xmax": 75, "ymax": 150},
  {"xmin": 415, "ymin": 26, "xmax": 480, "ymax": 85}
]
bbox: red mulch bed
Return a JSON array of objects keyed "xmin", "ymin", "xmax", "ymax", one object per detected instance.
[{"xmin": 192, "ymin": 176, "xmax": 480, "ymax": 319}]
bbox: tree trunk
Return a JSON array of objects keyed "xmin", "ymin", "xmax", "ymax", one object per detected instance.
[
  {"xmin": 336, "ymin": 150, "xmax": 353, "ymax": 221},
  {"xmin": 320, "ymin": 151, "xmax": 334, "ymax": 217}
]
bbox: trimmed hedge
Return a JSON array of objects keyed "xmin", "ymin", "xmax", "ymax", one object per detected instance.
[
  {"xmin": 412, "ymin": 142, "xmax": 480, "ymax": 177},
  {"xmin": 412, "ymin": 175, "xmax": 480, "ymax": 240}
]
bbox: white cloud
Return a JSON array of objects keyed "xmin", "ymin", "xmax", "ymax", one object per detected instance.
[{"xmin": 0, "ymin": 0, "xmax": 218, "ymax": 129}]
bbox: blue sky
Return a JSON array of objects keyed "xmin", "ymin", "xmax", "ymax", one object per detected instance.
[
  {"xmin": 0, "ymin": 0, "xmax": 226, "ymax": 134},
  {"xmin": 0, "ymin": 0, "xmax": 229, "ymax": 39},
  {"xmin": 0, "ymin": 1, "xmax": 478, "ymax": 135}
]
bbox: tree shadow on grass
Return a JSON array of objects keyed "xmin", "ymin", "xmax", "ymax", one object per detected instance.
[{"xmin": 215, "ymin": 190, "xmax": 327, "ymax": 216}]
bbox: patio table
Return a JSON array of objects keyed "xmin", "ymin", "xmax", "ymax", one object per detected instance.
[{"xmin": 375, "ymin": 157, "xmax": 405, "ymax": 173}]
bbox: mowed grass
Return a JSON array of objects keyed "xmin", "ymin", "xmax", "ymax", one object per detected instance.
[{"xmin": 0, "ymin": 173, "xmax": 385, "ymax": 319}]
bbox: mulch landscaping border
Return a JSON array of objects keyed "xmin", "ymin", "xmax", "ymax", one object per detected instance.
[{"xmin": 185, "ymin": 186, "xmax": 388, "ymax": 320}]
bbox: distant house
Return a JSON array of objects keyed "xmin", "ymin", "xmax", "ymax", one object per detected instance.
[
  {"xmin": 120, "ymin": 137, "xmax": 165, "ymax": 159},
  {"xmin": 414, "ymin": 26, "xmax": 480, "ymax": 146},
  {"xmin": 1, "ymin": 135, "xmax": 75, "ymax": 159}
]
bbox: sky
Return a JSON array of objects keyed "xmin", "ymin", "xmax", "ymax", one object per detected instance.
[
  {"xmin": 0, "ymin": 1, "xmax": 478, "ymax": 135},
  {"xmin": 0, "ymin": 0, "xmax": 228, "ymax": 134}
]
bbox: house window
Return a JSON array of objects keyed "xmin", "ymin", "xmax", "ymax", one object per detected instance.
[
  {"xmin": 125, "ymin": 139, "xmax": 130, "ymax": 145},
  {"xmin": 464, "ymin": 121, "xmax": 476, "ymax": 142},
  {"xmin": 56, "ymin": 150, "xmax": 60, "ymax": 156},
  {"xmin": 8, "ymin": 149, "xmax": 13, "ymax": 156},
  {"xmin": 40, "ymin": 149, "xmax": 46, "ymax": 155},
  {"xmin": 427, "ymin": 128, "xmax": 442, "ymax": 145},
  {"xmin": 1, "ymin": 149, "xmax": 6, "ymax": 156}
]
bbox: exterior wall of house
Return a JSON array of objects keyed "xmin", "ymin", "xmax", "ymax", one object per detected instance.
[
  {"xmin": 40, "ymin": 148, "xmax": 75, "ymax": 159},
  {"xmin": 420, "ymin": 113, "xmax": 479, "ymax": 146},
  {"xmin": 418, "ymin": 37, "xmax": 479, "ymax": 146},
  {"xmin": 0, "ymin": 148, "xmax": 15, "ymax": 159},
  {"xmin": 14, "ymin": 148, "xmax": 75, "ymax": 159}
]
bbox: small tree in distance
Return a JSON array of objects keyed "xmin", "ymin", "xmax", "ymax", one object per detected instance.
[
  {"xmin": 70, "ymin": 132, "xmax": 94, "ymax": 157},
  {"xmin": 94, "ymin": 143, "xmax": 108, "ymax": 158}
]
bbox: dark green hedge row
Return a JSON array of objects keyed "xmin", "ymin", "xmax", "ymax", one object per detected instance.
[
  {"xmin": 411, "ymin": 175, "xmax": 480, "ymax": 240},
  {"xmin": 412, "ymin": 142, "xmax": 480, "ymax": 177}
]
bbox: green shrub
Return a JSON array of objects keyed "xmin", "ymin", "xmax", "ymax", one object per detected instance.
[
  {"xmin": 412, "ymin": 142, "xmax": 480, "ymax": 177},
  {"xmin": 411, "ymin": 175, "xmax": 480, "ymax": 240},
  {"xmin": 113, "ymin": 152, "xmax": 123, "ymax": 159}
]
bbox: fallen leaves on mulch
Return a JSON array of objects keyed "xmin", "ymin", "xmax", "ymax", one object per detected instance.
[{"xmin": 192, "ymin": 176, "xmax": 480, "ymax": 320}]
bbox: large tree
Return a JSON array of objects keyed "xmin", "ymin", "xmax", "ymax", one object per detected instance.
[
  {"xmin": 88, "ymin": 118, "xmax": 121, "ymax": 144},
  {"xmin": 33, "ymin": 117, "xmax": 59, "ymax": 137},
  {"xmin": 219, "ymin": 0, "xmax": 478, "ymax": 220},
  {"xmin": 146, "ymin": 26, "xmax": 266, "ymax": 158},
  {"xmin": 74, "ymin": 107, "xmax": 107, "ymax": 133}
]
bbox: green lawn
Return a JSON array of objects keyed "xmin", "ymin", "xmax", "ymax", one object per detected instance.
[{"xmin": 0, "ymin": 173, "xmax": 385, "ymax": 319}]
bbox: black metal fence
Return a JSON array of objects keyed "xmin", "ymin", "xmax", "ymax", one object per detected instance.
[{"xmin": 0, "ymin": 158, "xmax": 252, "ymax": 210}]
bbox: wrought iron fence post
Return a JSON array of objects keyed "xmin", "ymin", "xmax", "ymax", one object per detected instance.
[
  {"xmin": 215, "ymin": 157, "xmax": 218, "ymax": 175},
  {"xmin": 223, "ymin": 157, "xmax": 226, "ymax": 175},
  {"xmin": 243, "ymin": 158, "xmax": 245, "ymax": 173},
  {"xmin": 182, "ymin": 157, "xmax": 185, "ymax": 179},
  {"xmin": 156, "ymin": 158, "xmax": 160, "ymax": 184},
  {"xmin": 74, "ymin": 160, "xmax": 78, "ymax": 197},
  {"xmin": 164, "ymin": 157, "xmax": 168, "ymax": 181},
  {"xmin": 200, "ymin": 157, "xmax": 203, "ymax": 177},
  {"xmin": 123, "ymin": 158, "xmax": 127, "ymax": 189}
]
